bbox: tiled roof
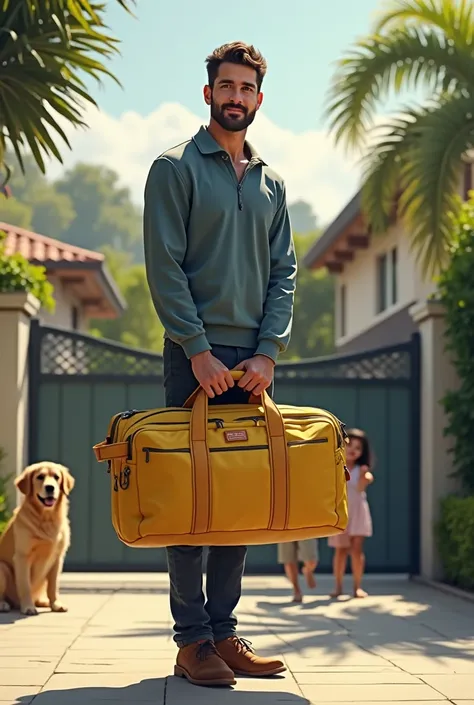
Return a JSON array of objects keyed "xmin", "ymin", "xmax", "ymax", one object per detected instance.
[{"xmin": 0, "ymin": 222, "xmax": 104, "ymax": 263}]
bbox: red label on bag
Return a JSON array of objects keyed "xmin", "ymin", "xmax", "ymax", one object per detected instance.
[{"xmin": 224, "ymin": 430, "xmax": 248, "ymax": 443}]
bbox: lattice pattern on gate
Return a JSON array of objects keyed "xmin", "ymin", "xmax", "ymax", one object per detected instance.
[
  {"xmin": 275, "ymin": 343, "xmax": 412, "ymax": 381},
  {"xmin": 39, "ymin": 326, "xmax": 163, "ymax": 376},
  {"xmin": 30, "ymin": 323, "xmax": 420, "ymax": 572},
  {"xmin": 37, "ymin": 325, "xmax": 412, "ymax": 380}
]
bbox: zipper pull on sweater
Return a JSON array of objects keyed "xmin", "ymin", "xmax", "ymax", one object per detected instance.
[{"xmin": 237, "ymin": 184, "xmax": 243, "ymax": 210}]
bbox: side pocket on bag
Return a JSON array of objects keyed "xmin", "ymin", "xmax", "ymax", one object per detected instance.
[
  {"xmin": 335, "ymin": 448, "xmax": 349, "ymax": 530},
  {"xmin": 112, "ymin": 460, "xmax": 140, "ymax": 545}
]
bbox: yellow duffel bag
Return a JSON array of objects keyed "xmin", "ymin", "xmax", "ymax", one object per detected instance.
[{"xmin": 93, "ymin": 371, "xmax": 349, "ymax": 548}]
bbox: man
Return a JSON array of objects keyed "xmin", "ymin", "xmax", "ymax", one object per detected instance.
[{"xmin": 143, "ymin": 41, "xmax": 297, "ymax": 688}]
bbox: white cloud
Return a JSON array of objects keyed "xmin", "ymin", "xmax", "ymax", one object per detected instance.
[{"xmin": 45, "ymin": 102, "xmax": 363, "ymax": 225}]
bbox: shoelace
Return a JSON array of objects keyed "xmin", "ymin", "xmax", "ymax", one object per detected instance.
[
  {"xmin": 195, "ymin": 640, "xmax": 218, "ymax": 661},
  {"xmin": 231, "ymin": 636, "xmax": 254, "ymax": 653}
]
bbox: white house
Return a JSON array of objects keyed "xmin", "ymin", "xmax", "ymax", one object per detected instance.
[
  {"xmin": 302, "ymin": 164, "xmax": 474, "ymax": 580},
  {"xmin": 303, "ymin": 163, "xmax": 473, "ymax": 353}
]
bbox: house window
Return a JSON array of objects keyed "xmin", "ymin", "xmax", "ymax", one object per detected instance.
[
  {"xmin": 391, "ymin": 247, "xmax": 397, "ymax": 306},
  {"xmin": 340, "ymin": 284, "xmax": 346, "ymax": 337},
  {"xmin": 376, "ymin": 247, "xmax": 398, "ymax": 313},
  {"xmin": 72, "ymin": 306, "xmax": 79, "ymax": 331},
  {"xmin": 376, "ymin": 254, "xmax": 387, "ymax": 313}
]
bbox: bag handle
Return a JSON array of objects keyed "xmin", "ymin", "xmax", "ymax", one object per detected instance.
[
  {"xmin": 182, "ymin": 369, "xmax": 261, "ymax": 409},
  {"xmin": 92, "ymin": 372, "xmax": 262, "ymax": 465},
  {"xmin": 93, "ymin": 439, "xmax": 128, "ymax": 463},
  {"xmin": 188, "ymin": 370, "xmax": 289, "ymax": 534}
]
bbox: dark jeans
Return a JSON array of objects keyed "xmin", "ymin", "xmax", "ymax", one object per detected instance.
[{"xmin": 163, "ymin": 338, "xmax": 274, "ymax": 647}]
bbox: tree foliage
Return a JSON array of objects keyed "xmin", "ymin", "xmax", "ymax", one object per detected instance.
[
  {"xmin": 325, "ymin": 0, "xmax": 474, "ymax": 277},
  {"xmin": 438, "ymin": 193, "xmax": 474, "ymax": 493},
  {"xmin": 0, "ymin": 154, "xmax": 142, "ymax": 254},
  {"xmin": 437, "ymin": 494, "xmax": 474, "ymax": 590},
  {"xmin": 282, "ymin": 232, "xmax": 335, "ymax": 360},
  {"xmin": 288, "ymin": 201, "xmax": 318, "ymax": 233},
  {"xmin": 0, "ymin": 152, "xmax": 76, "ymax": 238},
  {"xmin": 55, "ymin": 163, "xmax": 142, "ymax": 251},
  {"xmin": 0, "ymin": 195, "xmax": 32, "ymax": 229},
  {"xmin": 436, "ymin": 194, "xmax": 474, "ymax": 589},
  {"xmin": 0, "ymin": 0, "xmax": 135, "ymax": 181},
  {"xmin": 89, "ymin": 246, "xmax": 164, "ymax": 352}
]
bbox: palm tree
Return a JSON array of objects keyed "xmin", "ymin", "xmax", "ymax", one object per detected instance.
[
  {"xmin": 0, "ymin": 1, "xmax": 135, "ymax": 182},
  {"xmin": 325, "ymin": 0, "xmax": 474, "ymax": 276}
]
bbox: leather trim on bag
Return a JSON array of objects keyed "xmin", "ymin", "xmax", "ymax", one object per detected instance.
[{"xmin": 190, "ymin": 390, "xmax": 211, "ymax": 533}]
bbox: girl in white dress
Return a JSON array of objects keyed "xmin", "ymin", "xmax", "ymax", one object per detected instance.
[{"xmin": 328, "ymin": 428, "xmax": 374, "ymax": 598}]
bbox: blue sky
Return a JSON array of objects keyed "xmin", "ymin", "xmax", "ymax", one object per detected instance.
[
  {"xmin": 51, "ymin": 0, "xmax": 408, "ymax": 223},
  {"xmin": 91, "ymin": 0, "xmax": 382, "ymax": 131}
]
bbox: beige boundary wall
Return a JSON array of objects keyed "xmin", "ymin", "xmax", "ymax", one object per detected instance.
[
  {"xmin": 410, "ymin": 300, "xmax": 460, "ymax": 580},
  {"xmin": 0, "ymin": 292, "xmax": 40, "ymax": 509}
]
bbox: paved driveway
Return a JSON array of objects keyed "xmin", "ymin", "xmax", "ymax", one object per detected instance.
[{"xmin": 1, "ymin": 573, "xmax": 473, "ymax": 704}]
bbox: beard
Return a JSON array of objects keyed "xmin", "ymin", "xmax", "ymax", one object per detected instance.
[{"xmin": 210, "ymin": 99, "xmax": 257, "ymax": 133}]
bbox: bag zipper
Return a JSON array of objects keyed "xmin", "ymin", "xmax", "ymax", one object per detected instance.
[
  {"xmin": 124, "ymin": 417, "xmax": 226, "ymax": 459},
  {"xmin": 232, "ymin": 413, "xmax": 345, "ymax": 447},
  {"xmin": 233, "ymin": 414, "xmax": 328, "ymax": 425},
  {"xmin": 114, "ymin": 408, "xmax": 192, "ymax": 442},
  {"xmin": 117, "ymin": 408, "xmax": 228, "ymax": 440},
  {"xmin": 128, "ymin": 417, "xmax": 224, "ymax": 432},
  {"xmin": 118, "ymin": 436, "xmax": 330, "ymax": 490},
  {"xmin": 113, "ymin": 409, "xmax": 346, "ymax": 444},
  {"xmin": 142, "ymin": 444, "xmax": 267, "ymax": 462},
  {"xmin": 109, "ymin": 408, "xmax": 150, "ymax": 443},
  {"xmin": 141, "ymin": 437, "xmax": 328, "ymax": 463}
]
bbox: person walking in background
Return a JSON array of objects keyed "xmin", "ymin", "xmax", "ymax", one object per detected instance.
[
  {"xmin": 328, "ymin": 428, "xmax": 374, "ymax": 598},
  {"xmin": 278, "ymin": 539, "xmax": 319, "ymax": 603},
  {"xmin": 143, "ymin": 41, "xmax": 297, "ymax": 687}
]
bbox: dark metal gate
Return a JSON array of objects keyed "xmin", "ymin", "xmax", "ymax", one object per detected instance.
[{"xmin": 28, "ymin": 320, "xmax": 420, "ymax": 574}]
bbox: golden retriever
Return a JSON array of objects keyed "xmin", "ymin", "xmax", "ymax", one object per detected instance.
[{"xmin": 0, "ymin": 461, "xmax": 75, "ymax": 616}]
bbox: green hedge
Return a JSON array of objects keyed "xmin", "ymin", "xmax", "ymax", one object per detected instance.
[
  {"xmin": 436, "ymin": 495, "xmax": 474, "ymax": 591},
  {"xmin": 436, "ymin": 196, "xmax": 474, "ymax": 589},
  {"xmin": 0, "ymin": 229, "xmax": 55, "ymax": 312}
]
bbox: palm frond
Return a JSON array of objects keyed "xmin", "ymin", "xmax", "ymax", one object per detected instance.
[
  {"xmin": 373, "ymin": 0, "xmax": 474, "ymax": 44},
  {"xmin": 1, "ymin": 0, "xmax": 136, "ymax": 20},
  {"xmin": 325, "ymin": 27, "xmax": 474, "ymax": 152},
  {"xmin": 113, "ymin": 0, "xmax": 137, "ymax": 13},
  {"xmin": 358, "ymin": 95, "xmax": 474, "ymax": 275},
  {"xmin": 358, "ymin": 107, "xmax": 428, "ymax": 235},
  {"xmin": 395, "ymin": 95, "xmax": 474, "ymax": 275},
  {"xmin": 0, "ymin": 0, "xmax": 136, "ymax": 178}
]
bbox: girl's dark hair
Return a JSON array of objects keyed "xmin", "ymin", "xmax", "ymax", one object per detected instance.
[
  {"xmin": 347, "ymin": 428, "xmax": 373, "ymax": 468},
  {"xmin": 206, "ymin": 41, "xmax": 267, "ymax": 90}
]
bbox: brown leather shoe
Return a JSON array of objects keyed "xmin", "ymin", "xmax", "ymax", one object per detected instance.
[
  {"xmin": 216, "ymin": 636, "xmax": 287, "ymax": 677},
  {"xmin": 174, "ymin": 639, "xmax": 236, "ymax": 687}
]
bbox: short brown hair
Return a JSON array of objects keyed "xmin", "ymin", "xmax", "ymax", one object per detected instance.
[{"xmin": 206, "ymin": 41, "xmax": 267, "ymax": 90}]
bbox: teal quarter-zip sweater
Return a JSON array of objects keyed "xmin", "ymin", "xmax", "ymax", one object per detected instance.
[{"xmin": 143, "ymin": 125, "xmax": 297, "ymax": 362}]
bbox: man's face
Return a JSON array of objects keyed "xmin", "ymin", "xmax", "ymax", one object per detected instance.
[{"xmin": 204, "ymin": 62, "xmax": 263, "ymax": 133}]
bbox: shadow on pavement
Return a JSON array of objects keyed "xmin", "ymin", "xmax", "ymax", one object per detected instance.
[
  {"xmin": 93, "ymin": 578, "xmax": 474, "ymax": 667},
  {"xmin": 0, "ymin": 610, "xmax": 34, "ymax": 626},
  {"xmin": 18, "ymin": 676, "xmax": 309, "ymax": 704},
  {"xmin": 249, "ymin": 579, "xmax": 474, "ymax": 662}
]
